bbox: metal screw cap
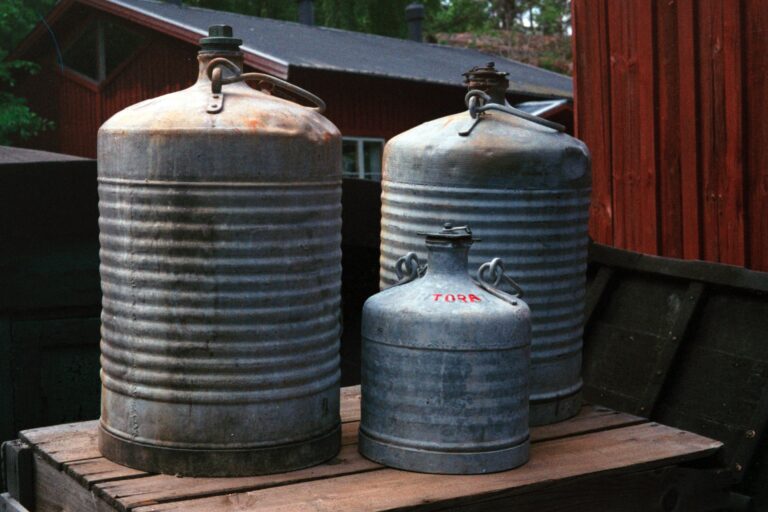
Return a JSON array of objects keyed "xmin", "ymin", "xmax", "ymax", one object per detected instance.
[
  {"xmin": 199, "ymin": 25, "xmax": 243, "ymax": 53},
  {"xmin": 418, "ymin": 223, "xmax": 480, "ymax": 243}
]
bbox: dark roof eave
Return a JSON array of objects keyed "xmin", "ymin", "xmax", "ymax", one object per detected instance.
[
  {"xmin": 287, "ymin": 63, "xmax": 572, "ymax": 100},
  {"xmin": 12, "ymin": 0, "xmax": 571, "ymax": 98}
]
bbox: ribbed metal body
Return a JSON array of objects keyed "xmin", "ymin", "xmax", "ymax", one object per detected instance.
[
  {"xmin": 380, "ymin": 109, "xmax": 590, "ymax": 426},
  {"xmin": 360, "ymin": 228, "xmax": 531, "ymax": 474},
  {"xmin": 97, "ymin": 49, "xmax": 342, "ymax": 476}
]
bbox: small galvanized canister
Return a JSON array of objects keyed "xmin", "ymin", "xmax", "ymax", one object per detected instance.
[
  {"xmin": 359, "ymin": 224, "xmax": 531, "ymax": 474},
  {"xmin": 380, "ymin": 63, "xmax": 591, "ymax": 426},
  {"xmin": 97, "ymin": 26, "xmax": 342, "ymax": 476}
]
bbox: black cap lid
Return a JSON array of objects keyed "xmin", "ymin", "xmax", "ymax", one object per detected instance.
[
  {"xmin": 199, "ymin": 25, "xmax": 242, "ymax": 53},
  {"xmin": 419, "ymin": 223, "xmax": 480, "ymax": 244}
]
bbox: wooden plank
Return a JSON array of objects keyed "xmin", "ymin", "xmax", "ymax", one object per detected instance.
[
  {"xmin": 1, "ymin": 441, "xmax": 33, "ymax": 510},
  {"xmin": 21, "ymin": 386, "xmax": 363, "ymax": 472},
  {"xmin": 90, "ymin": 405, "xmax": 643, "ymax": 511},
  {"xmin": 339, "ymin": 384, "xmax": 361, "ymax": 422},
  {"xmin": 530, "ymin": 405, "xmax": 644, "ymax": 442},
  {"xmin": 588, "ymin": 243, "xmax": 768, "ymax": 293},
  {"xmin": 32, "ymin": 454, "xmax": 114, "ymax": 512},
  {"xmin": 744, "ymin": 0, "xmax": 768, "ymax": 272},
  {"xmin": 437, "ymin": 466, "xmax": 730, "ymax": 512},
  {"xmin": 698, "ymin": 0, "xmax": 726, "ymax": 264},
  {"xmin": 64, "ymin": 458, "xmax": 146, "ymax": 488},
  {"xmin": 606, "ymin": 0, "xmax": 658, "ymax": 254},
  {"xmin": 655, "ymin": 0, "xmax": 683, "ymax": 259},
  {"xmin": 729, "ymin": 380, "xmax": 768, "ymax": 477},
  {"xmin": 583, "ymin": 321, "xmax": 666, "ymax": 413},
  {"xmin": 131, "ymin": 423, "xmax": 722, "ymax": 512},
  {"xmin": 720, "ymin": 0, "xmax": 746, "ymax": 266},
  {"xmin": 637, "ymin": 281, "xmax": 706, "ymax": 416},
  {"xmin": 633, "ymin": 0, "xmax": 659, "ymax": 255},
  {"xmin": 572, "ymin": 0, "xmax": 613, "ymax": 246},
  {"xmin": 20, "ymin": 421, "xmax": 101, "ymax": 469},
  {"xmin": 95, "ymin": 444, "xmax": 381, "ymax": 512},
  {"xmin": 24, "ymin": 394, "xmax": 641, "ymax": 511},
  {"xmin": 606, "ymin": 0, "xmax": 633, "ymax": 252},
  {"xmin": 676, "ymin": 0, "xmax": 702, "ymax": 260},
  {"xmin": 584, "ymin": 266, "xmax": 614, "ymax": 325}
]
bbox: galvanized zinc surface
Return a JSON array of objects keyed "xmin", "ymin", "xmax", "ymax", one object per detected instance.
[
  {"xmin": 97, "ymin": 51, "xmax": 342, "ymax": 476},
  {"xmin": 380, "ymin": 108, "xmax": 590, "ymax": 426},
  {"xmin": 100, "ymin": 0, "xmax": 573, "ymax": 98},
  {"xmin": 361, "ymin": 228, "xmax": 531, "ymax": 474}
]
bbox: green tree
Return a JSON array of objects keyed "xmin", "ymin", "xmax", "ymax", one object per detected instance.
[{"xmin": 0, "ymin": 0, "xmax": 56, "ymax": 145}]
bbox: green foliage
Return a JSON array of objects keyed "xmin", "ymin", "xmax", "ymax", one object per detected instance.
[
  {"xmin": 0, "ymin": 0, "xmax": 57, "ymax": 145},
  {"xmin": 0, "ymin": 91, "xmax": 53, "ymax": 145},
  {"xmin": 427, "ymin": 0, "xmax": 491, "ymax": 34}
]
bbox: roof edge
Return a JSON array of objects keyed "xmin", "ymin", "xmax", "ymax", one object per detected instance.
[
  {"xmin": 9, "ymin": 0, "xmax": 290, "ymax": 78},
  {"xmin": 289, "ymin": 64, "xmax": 572, "ymax": 100}
]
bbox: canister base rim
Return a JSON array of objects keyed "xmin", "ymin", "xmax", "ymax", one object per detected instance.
[
  {"xmin": 98, "ymin": 423, "xmax": 341, "ymax": 477},
  {"xmin": 529, "ymin": 390, "xmax": 582, "ymax": 426},
  {"xmin": 358, "ymin": 430, "xmax": 529, "ymax": 475}
]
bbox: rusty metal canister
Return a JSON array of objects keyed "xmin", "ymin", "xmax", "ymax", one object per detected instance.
[
  {"xmin": 97, "ymin": 26, "xmax": 342, "ymax": 476},
  {"xmin": 360, "ymin": 224, "xmax": 531, "ymax": 474},
  {"xmin": 380, "ymin": 64, "xmax": 591, "ymax": 426}
]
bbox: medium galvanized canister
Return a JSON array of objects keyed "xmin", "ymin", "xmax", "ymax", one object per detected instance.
[
  {"xmin": 97, "ymin": 26, "xmax": 342, "ymax": 476},
  {"xmin": 380, "ymin": 64, "xmax": 591, "ymax": 426},
  {"xmin": 360, "ymin": 224, "xmax": 531, "ymax": 474}
]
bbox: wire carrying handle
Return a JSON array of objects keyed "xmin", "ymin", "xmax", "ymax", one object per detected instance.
[
  {"xmin": 475, "ymin": 257, "xmax": 524, "ymax": 305},
  {"xmin": 204, "ymin": 57, "xmax": 326, "ymax": 114},
  {"xmin": 459, "ymin": 89, "xmax": 565, "ymax": 135},
  {"xmin": 394, "ymin": 252, "xmax": 427, "ymax": 285}
]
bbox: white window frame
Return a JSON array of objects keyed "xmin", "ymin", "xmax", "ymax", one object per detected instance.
[{"xmin": 342, "ymin": 136, "xmax": 385, "ymax": 181}]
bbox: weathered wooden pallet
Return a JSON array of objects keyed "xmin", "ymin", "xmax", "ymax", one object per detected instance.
[{"xmin": 1, "ymin": 386, "xmax": 730, "ymax": 512}]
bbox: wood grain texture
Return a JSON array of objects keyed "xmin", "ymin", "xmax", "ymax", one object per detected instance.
[
  {"xmin": 676, "ymin": 0, "xmax": 702, "ymax": 261},
  {"xmin": 33, "ymin": 454, "xmax": 114, "ymax": 512},
  {"xmin": 434, "ymin": 466, "xmax": 730, "ymax": 512},
  {"xmin": 571, "ymin": 0, "xmax": 613, "ymax": 246},
  {"xmin": 744, "ymin": 0, "xmax": 768, "ymax": 270},
  {"xmin": 19, "ymin": 387, "xmax": 724, "ymax": 512},
  {"xmin": 573, "ymin": 0, "xmax": 766, "ymax": 271},
  {"xmin": 131, "ymin": 423, "xmax": 722, "ymax": 512}
]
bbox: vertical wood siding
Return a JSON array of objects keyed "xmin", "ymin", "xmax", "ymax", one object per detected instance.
[{"xmin": 573, "ymin": 0, "xmax": 768, "ymax": 271}]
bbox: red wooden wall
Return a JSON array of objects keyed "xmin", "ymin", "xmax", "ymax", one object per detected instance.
[{"xmin": 572, "ymin": 0, "xmax": 768, "ymax": 271}]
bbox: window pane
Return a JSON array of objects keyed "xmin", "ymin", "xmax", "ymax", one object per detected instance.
[
  {"xmin": 342, "ymin": 140, "xmax": 359, "ymax": 178},
  {"xmin": 363, "ymin": 140, "xmax": 383, "ymax": 181},
  {"xmin": 104, "ymin": 21, "xmax": 145, "ymax": 77},
  {"xmin": 63, "ymin": 23, "xmax": 99, "ymax": 81}
]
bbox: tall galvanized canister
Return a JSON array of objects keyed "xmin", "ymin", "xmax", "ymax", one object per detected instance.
[
  {"xmin": 97, "ymin": 26, "xmax": 342, "ymax": 476},
  {"xmin": 380, "ymin": 64, "xmax": 591, "ymax": 426},
  {"xmin": 360, "ymin": 224, "xmax": 531, "ymax": 474}
]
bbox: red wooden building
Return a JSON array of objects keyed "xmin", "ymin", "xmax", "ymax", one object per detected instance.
[
  {"xmin": 12, "ymin": 0, "xmax": 572, "ymax": 176},
  {"xmin": 572, "ymin": 0, "xmax": 768, "ymax": 272}
]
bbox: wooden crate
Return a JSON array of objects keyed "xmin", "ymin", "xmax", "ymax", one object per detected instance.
[{"xmin": 1, "ymin": 386, "xmax": 731, "ymax": 512}]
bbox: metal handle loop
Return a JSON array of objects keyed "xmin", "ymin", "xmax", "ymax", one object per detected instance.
[
  {"xmin": 463, "ymin": 88, "xmax": 565, "ymax": 132},
  {"xmin": 205, "ymin": 58, "xmax": 326, "ymax": 113},
  {"xmin": 476, "ymin": 257, "xmax": 524, "ymax": 300},
  {"xmin": 395, "ymin": 252, "xmax": 425, "ymax": 285}
]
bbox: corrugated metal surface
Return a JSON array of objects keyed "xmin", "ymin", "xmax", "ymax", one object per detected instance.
[
  {"xmin": 360, "ymin": 227, "xmax": 531, "ymax": 474},
  {"xmin": 380, "ymin": 182, "xmax": 590, "ymax": 424},
  {"xmin": 96, "ymin": 49, "xmax": 343, "ymax": 476},
  {"xmin": 572, "ymin": 0, "xmax": 768, "ymax": 271}
]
